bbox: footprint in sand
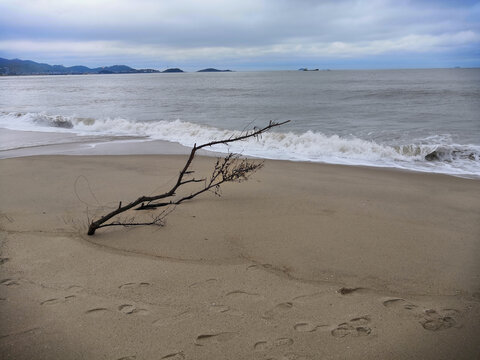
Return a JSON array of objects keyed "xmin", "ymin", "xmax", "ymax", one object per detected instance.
[
  {"xmin": 225, "ymin": 290, "xmax": 261, "ymax": 300},
  {"xmin": 382, "ymin": 298, "xmax": 417, "ymax": 310},
  {"xmin": 274, "ymin": 338, "xmax": 294, "ymax": 347},
  {"xmin": 247, "ymin": 263, "xmax": 273, "ymax": 271},
  {"xmin": 246, "ymin": 263, "xmax": 289, "ymax": 274},
  {"xmin": 291, "ymin": 292, "xmax": 323, "ymax": 302},
  {"xmin": 262, "ymin": 302, "xmax": 293, "ymax": 320},
  {"xmin": 253, "ymin": 341, "xmax": 271, "ymax": 351},
  {"xmin": 281, "ymin": 353, "xmax": 312, "ymax": 360},
  {"xmin": 189, "ymin": 278, "xmax": 218, "ymax": 288},
  {"xmin": 209, "ymin": 304, "xmax": 242, "ymax": 316},
  {"xmin": 119, "ymin": 304, "xmax": 137, "ymax": 314},
  {"xmin": 0, "ymin": 327, "xmax": 41, "ymax": 340},
  {"xmin": 118, "ymin": 304, "xmax": 149, "ymax": 315},
  {"xmin": 253, "ymin": 337, "xmax": 294, "ymax": 351},
  {"xmin": 0, "ymin": 258, "xmax": 9, "ymax": 265},
  {"xmin": 41, "ymin": 298, "xmax": 62, "ymax": 306},
  {"xmin": 331, "ymin": 316, "xmax": 372, "ymax": 337},
  {"xmin": 382, "ymin": 298, "xmax": 460, "ymax": 331},
  {"xmin": 40, "ymin": 295, "xmax": 76, "ymax": 306},
  {"xmin": 420, "ymin": 309, "xmax": 459, "ymax": 331},
  {"xmin": 194, "ymin": 332, "xmax": 237, "ymax": 346},
  {"xmin": 119, "ymin": 282, "xmax": 151, "ymax": 290},
  {"xmin": 293, "ymin": 322, "xmax": 326, "ymax": 333},
  {"xmin": 86, "ymin": 305, "xmax": 149, "ymax": 317},
  {"xmin": 209, "ymin": 304, "xmax": 230, "ymax": 313},
  {"xmin": 0, "ymin": 278, "xmax": 19, "ymax": 286},
  {"xmin": 85, "ymin": 308, "xmax": 110, "ymax": 316},
  {"xmin": 161, "ymin": 351, "xmax": 185, "ymax": 359}
]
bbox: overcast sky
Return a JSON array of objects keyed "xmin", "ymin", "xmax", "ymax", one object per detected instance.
[{"xmin": 0, "ymin": 0, "xmax": 479, "ymax": 70}]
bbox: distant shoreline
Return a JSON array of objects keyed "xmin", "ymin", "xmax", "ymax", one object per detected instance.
[{"xmin": 0, "ymin": 56, "xmax": 235, "ymax": 76}]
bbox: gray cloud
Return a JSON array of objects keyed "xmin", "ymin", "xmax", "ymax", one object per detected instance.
[{"xmin": 0, "ymin": 0, "xmax": 478, "ymax": 69}]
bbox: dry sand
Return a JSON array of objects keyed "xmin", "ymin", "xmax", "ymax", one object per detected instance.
[{"xmin": 0, "ymin": 155, "xmax": 479, "ymax": 359}]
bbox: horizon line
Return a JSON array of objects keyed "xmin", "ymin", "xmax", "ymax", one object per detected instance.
[{"xmin": 1, "ymin": 56, "xmax": 478, "ymax": 73}]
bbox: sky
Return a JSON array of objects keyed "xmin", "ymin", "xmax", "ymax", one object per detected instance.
[{"xmin": 0, "ymin": 0, "xmax": 479, "ymax": 70}]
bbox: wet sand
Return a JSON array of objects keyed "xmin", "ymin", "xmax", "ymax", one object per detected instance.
[{"xmin": 1, "ymin": 155, "xmax": 479, "ymax": 359}]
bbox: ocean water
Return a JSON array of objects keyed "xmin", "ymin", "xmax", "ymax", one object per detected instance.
[{"xmin": 0, "ymin": 69, "xmax": 479, "ymax": 178}]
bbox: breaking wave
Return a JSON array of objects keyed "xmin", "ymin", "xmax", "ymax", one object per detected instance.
[{"xmin": 1, "ymin": 111, "xmax": 479, "ymax": 178}]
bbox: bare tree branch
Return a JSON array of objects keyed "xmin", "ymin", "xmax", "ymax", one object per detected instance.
[{"xmin": 87, "ymin": 120, "xmax": 289, "ymax": 235}]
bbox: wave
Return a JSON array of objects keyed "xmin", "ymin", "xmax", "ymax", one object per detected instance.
[{"xmin": 1, "ymin": 111, "xmax": 479, "ymax": 177}]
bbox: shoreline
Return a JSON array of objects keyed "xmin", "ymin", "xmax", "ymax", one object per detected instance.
[
  {"xmin": 1, "ymin": 154, "xmax": 479, "ymax": 359},
  {"xmin": 1, "ymin": 128, "xmax": 479, "ymax": 180}
]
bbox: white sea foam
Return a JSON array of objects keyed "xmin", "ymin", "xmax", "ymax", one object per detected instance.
[{"xmin": 1, "ymin": 112, "xmax": 479, "ymax": 178}]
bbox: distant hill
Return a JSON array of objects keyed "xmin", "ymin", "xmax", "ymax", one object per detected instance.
[
  {"xmin": 0, "ymin": 57, "xmax": 160, "ymax": 75},
  {"xmin": 197, "ymin": 68, "xmax": 232, "ymax": 72}
]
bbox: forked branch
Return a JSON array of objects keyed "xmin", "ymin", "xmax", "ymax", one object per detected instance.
[{"xmin": 87, "ymin": 120, "xmax": 289, "ymax": 235}]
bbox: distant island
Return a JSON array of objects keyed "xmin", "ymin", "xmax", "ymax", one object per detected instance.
[
  {"xmin": 0, "ymin": 58, "xmax": 236, "ymax": 75},
  {"xmin": 197, "ymin": 68, "xmax": 232, "ymax": 72},
  {"xmin": 161, "ymin": 68, "xmax": 184, "ymax": 73}
]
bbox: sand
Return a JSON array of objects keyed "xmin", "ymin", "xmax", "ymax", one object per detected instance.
[{"xmin": 0, "ymin": 154, "xmax": 479, "ymax": 359}]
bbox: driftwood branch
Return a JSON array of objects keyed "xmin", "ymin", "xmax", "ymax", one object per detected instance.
[{"xmin": 87, "ymin": 120, "xmax": 289, "ymax": 235}]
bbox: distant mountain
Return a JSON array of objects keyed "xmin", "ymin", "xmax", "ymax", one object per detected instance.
[
  {"xmin": 197, "ymin": 68, "xmax": 232, "ymax": 72},
  {"xmin": 0, "ymin": 58, "xmax": 239, "ymax": 75},
  {"xmin": 0, "ymin": 57, "xmax": 160, "ymax": 75}
]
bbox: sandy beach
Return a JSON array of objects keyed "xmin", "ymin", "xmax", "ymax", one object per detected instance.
[{"xmin": 1, "ymin": 154, "xmax": 479, "ymax": 359}]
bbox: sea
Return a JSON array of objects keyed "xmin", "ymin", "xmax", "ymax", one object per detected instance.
[{"xmin": 1, "ymin": 68, "xmax": 479, "ymax": 178}]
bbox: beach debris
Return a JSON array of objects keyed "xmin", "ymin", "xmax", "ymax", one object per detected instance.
[
  {"xmin": 86, "ymin": 120, "xmax": 289, "ymax": 235},
  {"xmin": 425, "ymin": 149, "xmax": 478, "ymax": 161},
  {"xmin": 337, "ymin": 287, "xmax": 363, "ymax": 295}
]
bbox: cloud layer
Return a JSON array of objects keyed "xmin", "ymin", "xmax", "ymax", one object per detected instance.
[{"xmin": 0, "ymin": 0, "xmax": 479, "ymax": 69}]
